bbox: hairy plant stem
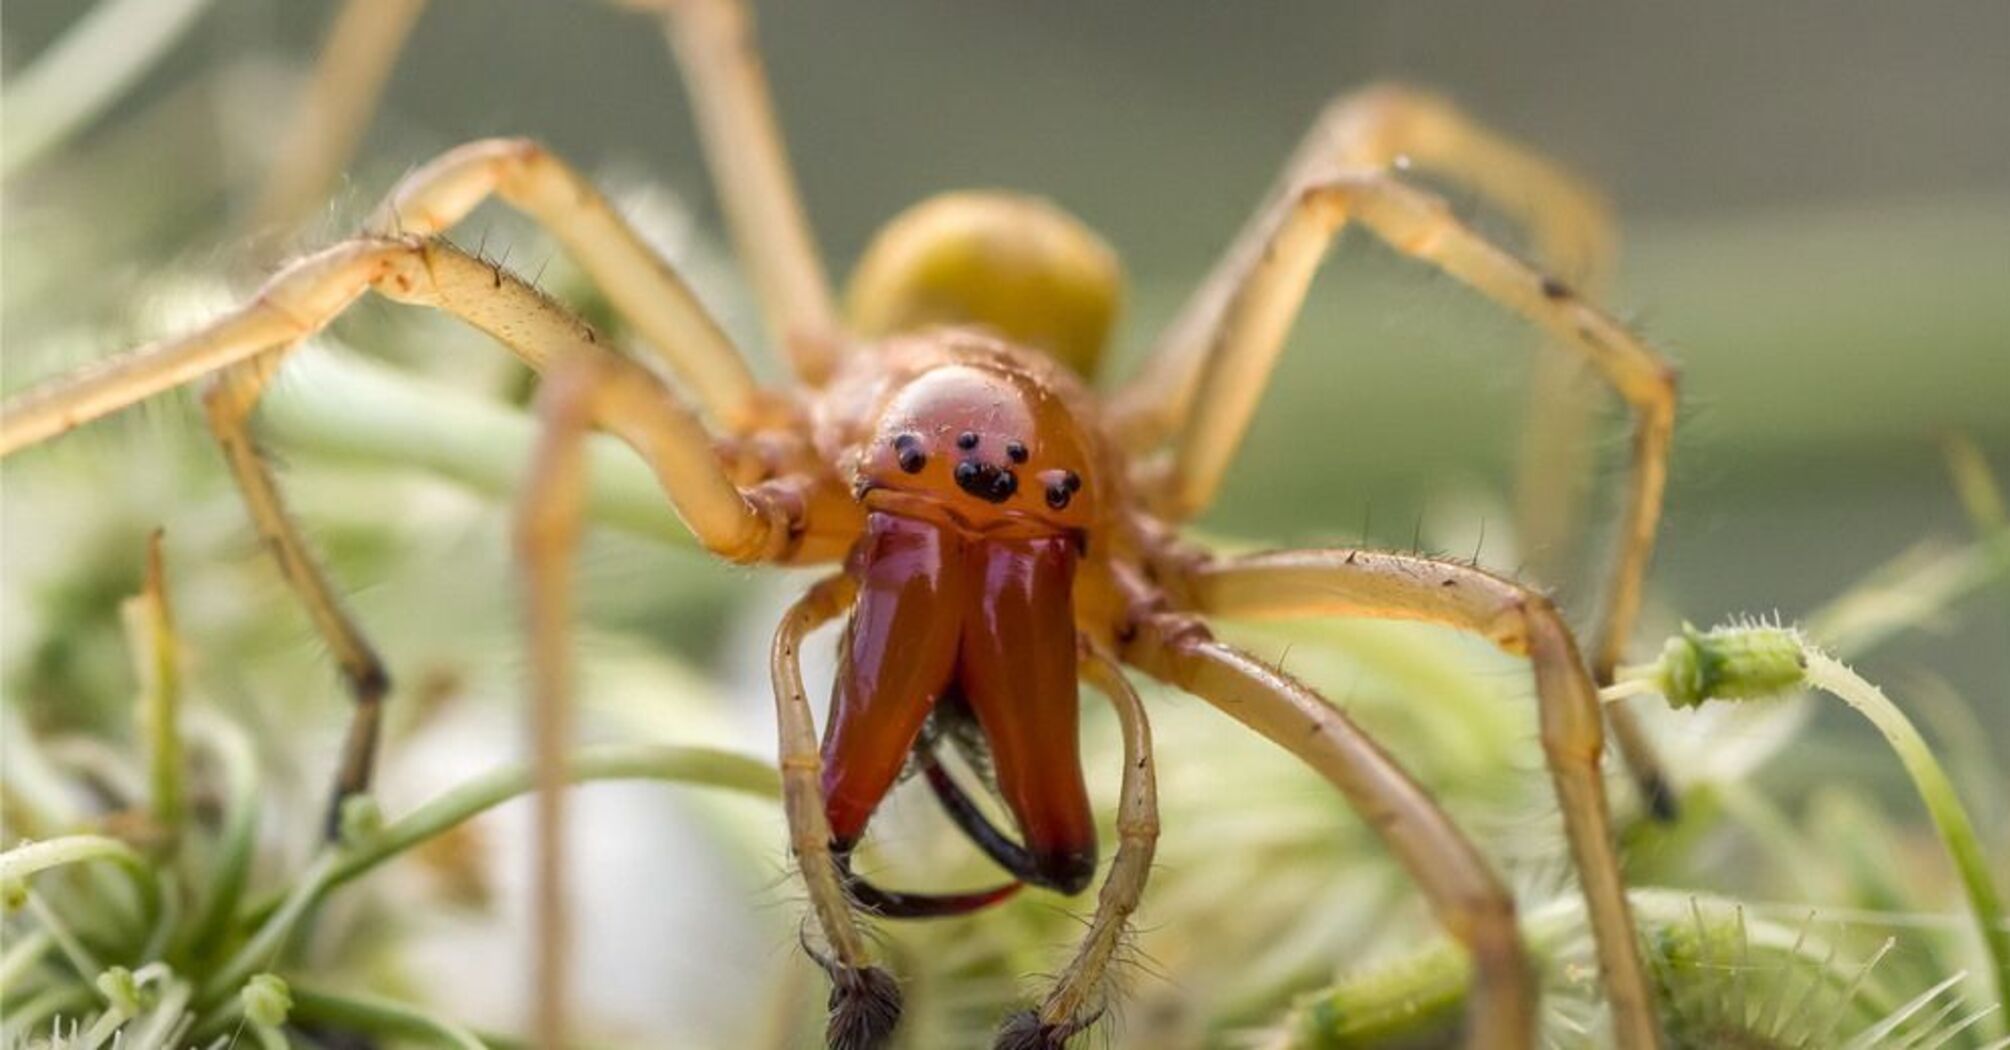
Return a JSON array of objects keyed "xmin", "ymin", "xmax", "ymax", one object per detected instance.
[
  {"xmin": 210, "ymin": 743, "xmax": 777, "ymax": 1012},
  {"xmin": 1610, "ymin": 622, "xmax": 2010, "ymax": 1037},
  {"xmin": 1800, "ymin": 650, "xmax": 2010, "ymax": 1030},
  {"xmin": 1271, "ymin": 891, "xmax": 1899, "ymax": 1049}
]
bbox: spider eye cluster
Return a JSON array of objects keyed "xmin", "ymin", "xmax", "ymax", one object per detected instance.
[
  {"xmin": 858, "ymin": 363, "xmax": 1094, "ymax": 526},
  {"xmin": 870, "ymin": 424, "xmax": 1087, "ymax": 519}
]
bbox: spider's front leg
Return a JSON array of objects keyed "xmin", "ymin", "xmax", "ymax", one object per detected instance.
[
  {"xmin": 259, "ymin": 0, "xmax": 844, "ymax": 385},
  {"xmin": 997, "ymin": 643, "xmax": 1161, "ymax": 1050},
  {"xmin": 368, "ymin": 137, "xmax": 763, "ymax": 423},
  {"xmin": 1166, "ymin": 548, "xmax": 1663, "ymax": 1048},
  {"xmin": 771, "ymin": 574, "xmax": 905, "ymax": 1050},
  {"xmin": 1, "ymin": 236, "xmax": 799, "ymax": 840}
]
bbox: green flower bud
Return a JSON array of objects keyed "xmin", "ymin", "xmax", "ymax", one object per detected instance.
[
  {"xmin": 338, "ymin": 794, "xmax": 384, "ymax": 847},
  {"xmin": 1654, "ymin": 622, "xmax": 1807, "ymax": 708},
  {"xmin": 97, "ymin": 966, "xmax": 143, "ymax": 1015},
  {"xmin": 242, "ymin": 973, "xmax": 293, "ymax": 1028}
]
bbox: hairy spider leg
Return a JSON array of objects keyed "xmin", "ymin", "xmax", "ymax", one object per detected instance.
[
  {"xmin": 1120, "ymin": 608, "xmax": 1539, "ymax": 1050},
  {"xmin": 0, "ymin": 240, "xmax": 808, "ymax": 838},
  {"xmin": 248, "ymin": 0, "xmax": 831, "ymax": 399},
  {"xmin": 1174, "ymin": 547, "xmax": 1660, "ymax": 1049},
  {"xmin": 995, "ymin": 643, "xmax": 1161, "ymax": 1050},
  {"xmin": 368, "ymin": 137, "xmax": 763, "ymax": 424},
  {"xmin": 771, "ymin": 574, "xmax": 907, "ymax": 1050},
  {"xmin": 1113, "ymin": 86, "xmax": 1678, "ymax": 821},
  {"xmin": 201, "ymin": 353, "xmax": 389, "ymax": 836}
]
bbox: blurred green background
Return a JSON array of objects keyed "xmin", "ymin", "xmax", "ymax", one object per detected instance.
[
  {"xmin": 6, "ymin": 0, "xmax": 2004, "ymax": 751},
  {"xmin": 2, "ymin": 2, "xmax": 2007, "ymax": 1046}
]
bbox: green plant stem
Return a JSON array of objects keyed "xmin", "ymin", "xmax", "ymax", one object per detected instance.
[
  {"xmin": 218, "ymin": 744, "xmax": 778, "ymax": 1001},
  {"xmin": 1, "ymin": 983, "xmax": 94, "ymax": 1040},
  {"xmin": 263, "ymin": 347, "xmax": 693, "ymax": 545},
  {"xmin": 26, "ymin": 889, "xmax": 105, "ymax": 981},
  {"xmin": 0, "ymin": 930, "xmax": 53, "ymax": 997},
  {"xmin": 126, "ymin": 977, "xmax": 192, "ymax": 1050},
  {"xmin": 238, "ymin": 743, "xmax": 776, "ymax": 929},
  {"xmin": 289, "ymin": 987, "xmax": 491, "ymax": 1050},
  {"xmin": 137, "ymin": 871, "xmax": 183, "ymax": 968},
  {"xmin": 0, "ymin": 0, "xmax": 217, "ymax": 177},
  {"xmin": 122, "ymin": 538, "xmax": 187, "ymax": 849},
  {"xmin": 78, "ymin": 998, "xmax": 137, "ymax": 1050},
  {"xmin": 1273, "ymin": 890, "xmax": 1897, "ymax": 1049},
  {"xmin": 199, "ymin": 852, "xmax": 340, "ymax": 1006},
  {"xmin": 1801, "ymin": 649, "xmax": 2010, "ymax": 1027},
  {"xmin": 176, "ymin": 714, "xmax": 262, "ymax": 965},
  {"xmin": 0, "ymin": 834, "xmax": 148, "ymax": 885},
  {"xmin": 1, "ymin": 833, "xmax": 160, "ymax": 952}
]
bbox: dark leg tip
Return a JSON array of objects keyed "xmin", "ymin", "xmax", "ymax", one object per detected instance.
[
  {"xmin": 320, "ymin": 792, "xmax": 352, "ymax": 844},
  {"xmin": 823, "ymin": 963, "xmax": 903, "ymax": 1050},
  {"xmin": 994, "ymin": 1009, "xmax": 1094, "ymax": 1050},
  {"xmin": 1643, "ymin": 774, "xmax": 1681, "ymax": 824}
]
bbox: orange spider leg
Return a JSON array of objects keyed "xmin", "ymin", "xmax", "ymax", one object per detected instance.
[
  {"xmin": 1172, "ymin": 547, "xmax": 1659, "ymax": 1049},
  {"xmin": 200, "ymin": 353, "xmax": 389, "ymax": 834},
  {"xmin": 771, "ymin": 572, "xmax": 908, "ymax": 1050},
  {"xmin": 1114, "ymin": 85, "xmax": 1614, "ymax": 449},
  {"xmin": 516, "ymin": 351, "xmax": 847, "ymax": 1048},
  {"xmin": 1120, "ymin": 606, "xmax": 1539, "ymax": 1050},
  {"xmin": 997, "ymin": 642, "xmax": 1160, "ymax": 1049},
  {"xmin": 1, "ymin": 239, "xmax": 804, "ymax": 831},
  {"xmin": 246, "ymin": 0, "xmax": 430, "ymax": 241},
  {"xmin": 634, "ymin": 0, "xmax": 844, "ymax": 382},
  {"xmin": 1113, "ymin": 87, "xmax": 1677, "ymax": 820},
  {"xmin": 368, "ymin": 138, "xmax": 763, "ymax": 424}
]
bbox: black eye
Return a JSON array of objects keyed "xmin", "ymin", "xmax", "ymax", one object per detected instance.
[
  {"xmin": 893, "ymin": 434, "xmax": 926, "ymax": 473},
  {"xmin": 1045, "ymin": 483, "xmax": 1072, "ymax": 510},
  {"xmin": 1004, "ymin": 441, "xmax": 1028, "ymax": 464},
  {"xmin": 956, "ymin": 431, "xmax": 980, "ymax": 450},
  {"xmin": 1062, "ymin": 471, "xmax": 1081, "ymax": 493}
]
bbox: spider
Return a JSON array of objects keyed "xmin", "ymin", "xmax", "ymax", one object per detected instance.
[{"xmin": 0, "ymin": 1, "xmax": 1682, "ymax": 1047}]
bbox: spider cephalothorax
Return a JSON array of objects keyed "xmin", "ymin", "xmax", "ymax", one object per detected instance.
[
  {"xmin": 0, "ymin": 3, "xmax": 1686, "ymax": 1048},
  {"xmin": 825, "ymin": 335, "xmax": 1112, "ymax": 908}
]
